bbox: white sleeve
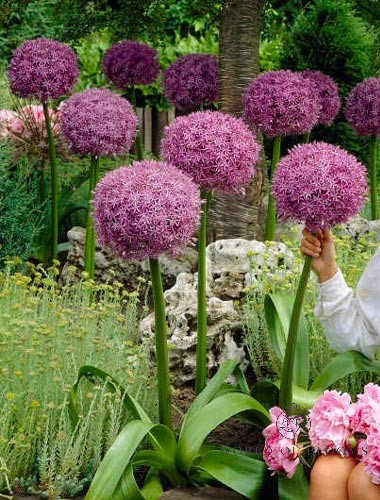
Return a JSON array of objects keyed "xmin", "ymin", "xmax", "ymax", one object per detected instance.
[{"xmin": 314, "ymin": 248, "xmax": 380, "ymax": 359}]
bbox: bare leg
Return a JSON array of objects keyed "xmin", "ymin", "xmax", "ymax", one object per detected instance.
[
  {"xmin": 309, "ymin": 454, "xmax": 356, "ymax": 500},
  {"xmin": 348, "ymin": 463, "xmax": 380, "ymax": 500}
]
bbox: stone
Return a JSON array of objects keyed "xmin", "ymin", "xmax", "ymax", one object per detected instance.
[
  {"xmin": 334, "ymin": 215, "xmax": 380, "ymax": 245},
  {"xmin": 160, "ymin": 487, "xmax": 242, "ymax": 499}
]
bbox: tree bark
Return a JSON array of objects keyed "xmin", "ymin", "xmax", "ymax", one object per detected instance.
[{"xmin": 207, "ymin": 0, "xmax": 266, "ymax": 242}]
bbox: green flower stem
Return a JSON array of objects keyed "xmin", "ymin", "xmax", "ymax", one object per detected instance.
[
  {"xmin": 129, "ymin": 86, "xmax": 144, "ymax": 161},
  {"xmin": 279, "ymin": 254, "xmax": 312, "ymax": 409},
  {"xmin": 195, "ymin": 191, "xmax": 212, "ymax": 395},
  {"xmin": 369, "ymin": 135, "xmax": 378, "ymax": 220},
  {"xmin": 303, "ymin": 132, "xmax": 310, "ymax": 144},
  {"xmin": 42, "ymin": 101, "xmax": 58, "ymax": 262},
  {"xmin": 149, "ymin": 257, "xmax": 171, "ymax": 427},
  {"xmin": 264, "ymin": 136, "xmax": 281, "ymax": 241},
  {"xmin": 84, "ymin": 156, "xmax": 100, "ymax": 279}
]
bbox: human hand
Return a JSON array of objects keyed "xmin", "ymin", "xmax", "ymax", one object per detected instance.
[{"xmin": 300, "ymin": 228, "xmax": 338, "ymax": 283}]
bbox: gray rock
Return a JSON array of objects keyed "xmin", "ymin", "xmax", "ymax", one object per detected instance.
[{"xmin": 160, "ymin": 487, "xmax": 242, "ymax": 499}]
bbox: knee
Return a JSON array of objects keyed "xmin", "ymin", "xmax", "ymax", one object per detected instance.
[
  {"xmin": 311, "ymin": 454, "xmax": 356, "ymax": 485},
  {"xmin": 348, "ymin": 463, "xmax": 380, "ymax": 500}
]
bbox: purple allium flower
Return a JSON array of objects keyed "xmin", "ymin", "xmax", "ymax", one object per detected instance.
[
  {"xmin": 271, "ymin": 142, "xmax": 367, "ymax": 231},
  {"xmin": 162, "ymin": 54, "xmax": 218, "ymax": 112},
  {"xmin": 243, "ymin": 70, "xmax": 321, "ymax": 137},
  {"xmin": 103, "ymin": 40, "xmax": 159, "ymax": 89},
  {"xmin": 345, "ymin": 77, "xmax": 380, "ymax": 136},
  {"xmin": 8, "ymin": 38, "xmax": 79, "ymax": 102},
  {"xmin": 161, "ymin": 110, "xmax": 260, "ymax": 193},
  {"xmin": 59, "ymin": 88, "xmax": 137, "ymax": 157},
  {"xmin": 92, "ymin": 160, "xmax": 201, "ymax": 261},
  {"xmin": 301, "ymin": 70, "xmax": 340, "ymax": 126}
]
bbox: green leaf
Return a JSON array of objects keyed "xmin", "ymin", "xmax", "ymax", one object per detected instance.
[
  {"xmin": 132, "ymin": 450, "xmax": 183, "ymax": 485},
  {"xmin": 250, "ymin": 381, "xmax": 279, "ymax": 411},
  {"xmin": 196, "ymin": 450, "xmax": 266, "ymax": 499},
  {"xmin": 272, "ymin": 381, "xmax": 321, "ymax": 410},
  {"xmin": 57, "ymin": 242, "xmax": 70, "ymax": 253},
  {"xmin": 112, "ymin": 464, "xmax": 147, "ymax": 500},
  {"xmin": 310, "ymin": 350, "xmax": 380, "ymax": 391},
  {"xmin": 278, "ymin": 464, "xmax": 309, "ymax": 500},
  {"xmin": 140, "ymin": 470, "xmax": 164, "ymax": 500},
  {"xmin": 265, "ymin": 294, "xmax": 309, "ymax": 389},
  {"xmin": 233, "ymin": 365, "xmax": 250, "ymax": 395}
]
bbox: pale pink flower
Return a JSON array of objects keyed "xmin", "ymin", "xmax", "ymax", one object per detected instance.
[
  {"xmin": 363, "ymin": 426, "xmax": 380, "ymax": 485},
  {"xmin": 0, "ymin": 110, "xmax": 18, "ymax": 138},
  {"xmin": 351, "ymin": 383, "xmax": 380, "ymax": 436}
]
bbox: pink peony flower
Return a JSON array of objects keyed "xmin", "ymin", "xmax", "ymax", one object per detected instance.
[
  {"xmin": 308, "ymin": 390, "xmax": 354, "ymax": 456},
  {"xmin": 301, "ymin": 70, "xmax": 340, "ymax": 126},
  {"xmin": 161, "ymin": 110, "xmax": 260, "ymax": 194},
  {"xmin": 8, "ymin": 38, "xmax": 79, "ymax": 102},
  {"xmin": 351, "ymin": 383, "xmax": 380, "ymax": 436},
  {"xmin": 162, "ymin": 53, "xmax": 218, "ymax": 112},
  {"xmin": 0, "ymin": 110, "xmax": 18, "ymax": 139},
  {"xmin": 92, "ymin": 160, "xmax": 201, "ymax": 261},
  {"xmin": 271, "ymin": 141, "xmax": 367, "ymax": 232},
  {"xmin": 345, "ymin": 77, "xmax": 380, "ymax": 136},
  {"xmin": 243, "ymin": 69, "xmax": 321, "ymax": 138},
  {"xmin": 363, "ymin": 425, "xmax": 380, "ymax": 485}
]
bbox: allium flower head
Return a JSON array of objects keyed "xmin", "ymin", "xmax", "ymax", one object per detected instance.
[
  {"xmin": 60, "ymin": 88, "xmax": 137, "ymax": 157},
  {"xmin": 103, "ymin": 40, "xmax": 159, "ymax": 88},
  {"xmin": 162, "ymin": 54, "xmax": 218, "ymax": 112},
  {"xmin": 308, "ymin": 390, "xmax": 354, "ymax": 455},
  {"xmin": 161, "ymin": 110, "xmax": 260, "ymax": 193},
  {"xmin": 92, "ymin": 160, "xmax": 201, "ymax": 261},
  {"xmin": 271, "ymin": 142, "xmax": 367, "ymax": 231},
  {"xmin": 301, "ymin": 70, "xmax": 340, "ymax": 126},
  {"xmin": 243, "ymin": 69, "xmax": 321, "ymax": 137},
  {"xmin": 345, "ymin": 77, "xmax": 380, "ymax": 136},
  {"xmin": 8, "ymin": 38, "xmax": 79, "ymax": 102}
]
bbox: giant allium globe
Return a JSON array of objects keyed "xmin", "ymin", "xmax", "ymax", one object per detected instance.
[
  {"xmin": 161, "ymin": 110, "xmax": 260, "ymax": 193},
  {"xmin": 301, "ymin": 70, "xmax": 340, "ymax": 126},
  {"xmin": 345, "ymin": 77, "xmax": 380, "ymax": 136},
  {"xmin": 271, "ymin": 142, "xmax": 367, "ymax": 231},
  {"xmin": 243, "ymin": 70, "xmax": 321, "ymax": 137},
  {"xmin": 103, "ymin": 40, "xmax": 159, "ymax": 89},
  {"xmin": 8, "ymin": 38, "xmax": 79, "ymax": 102},
  {"xmin": 60, "ymin": 88, "xmax": 137, "ymax": 157},
  {"xmin": 92, "ymin": 161, "xmax": 201, "ymax": 261},
  {"xmin": 162, "ymin": 54, "xmax": 218, "ymax": 112}
]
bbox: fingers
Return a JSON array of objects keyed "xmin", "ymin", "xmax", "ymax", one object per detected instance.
[{"xmin": 300, "ymin": 238, "xmax": 321, "ymax": 258}]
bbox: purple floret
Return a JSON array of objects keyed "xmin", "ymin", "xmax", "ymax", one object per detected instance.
[
  {"xmin": 8, "ymin": 38, "xmax": 79, "ymax": 102},
  {"xmin": 103, "ymin": 40, "xmax": 159, "ymax": 88},
  {"xmin": 92, "ymin": 160, "xmax": 201, "ymax": 261},
  {"xmin": 162, "ymin": 54, "xmax": 218, "ymax": 112},
  {"xmin": 271, "ymin": 142, "xmax": 367, "ymax": 231},
  {"xmin": 345, "ymin": 77, "xmax": 380, "ymax": 136},
  {"xmin": 60, "ymin": 88, "xmax": 137, "ymax": 157},
  {"xmin": 243, "ymin": 70, "xmax": 321, "ymax": 138},
  {"xmin": 301, "ymin": 70, "xmax": 341, "ymax": 126},
  {"xmin": 161, "ymin": 110, "xmax": 260, "ymax": 194}
]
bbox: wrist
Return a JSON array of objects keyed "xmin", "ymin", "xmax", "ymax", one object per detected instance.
[{"xmin": 316, "ymin": 263, "xmax": 339, "ymax": 283}]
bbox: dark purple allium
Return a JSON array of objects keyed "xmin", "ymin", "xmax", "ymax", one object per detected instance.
[
  {"xmin": 271, "ymin": 142, "xmax": 367, "ymax": 231},
  {"xmin": 301, "ymin": 70, "xmax": 340, "ymax": 126},
  {"xmin": 103, "ymin": 40, "xmax": 159, "ymax": 88},
  {"xmin": 243, "ymin": 70, "xmax": 321, "ymax": 138},
  {"xmin": 161, "ymin": 110, "xmax": 260, "ymax": 193},
  {"xmin": 59, "ymin": 88, "xmax": 137, "ymax": 157},
  {"xmin": 8, "ymin": 38, "xmax": 79, "ymax": 102},
  {"xmin": 92, "ymin": 160, "xmax": 201, "ymax": 260},
  {"xmin": 162, "ymin": 54, "xmax": 218, "ymax": 112},
  {"xmin": 345, "ymin": 77, "xmax": 380, "ymax": 136}
]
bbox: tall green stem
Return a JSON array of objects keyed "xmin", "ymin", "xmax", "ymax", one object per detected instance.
[
  {"xmin": 195, "ymin": 191, "xmax": 212, "ymax": 395},
  {"xmin": 264, "ymin": 136, "xmax": 281, "ymax": 241},
  {"xmin": 129, "ymin": 86, "xmax": 144, "ymax": 161},
  {"xmin": 149, "ymin": 257, "xmax": 171, "ymax": 427},
  {"xmin": 42, "ymin": 102, "xmax": 58, "ymax": 262},
  {"xmin": 279, "ymin": 254, "xmax": 312, "ymax": 409},
  {"xmin": 84, "ymin": 156, "xmax": 100, "ymax": 279},
  {"xmin": 303, "ymin": 132, "xmax": 310, "ymax": 144},
  {"xmin": 369, "ymin": 135, "xmax": 378, "ymax": 220}
]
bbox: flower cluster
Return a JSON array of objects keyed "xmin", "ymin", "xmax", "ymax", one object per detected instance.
[
  {"xmin": 301, "ymin": 70, "xmax": 340, "ymax": 126},
  {"xmin": 92, "ymin": 160, "xmax": 201, "ymax": 261},
  {"xmin": 345, "ymin": 77, "xmax": 380, "ymax": 136},
  {"xmin": 162, "ymin": 54, "xmax": 218, "ymax": 112},
  {"xmin": 243, "ymin": 70, "xmax": 321, "ymax": 137},
  {"xmin": 161, "ymin": 110, "xmax": 260, "ymax": 193},
  {"xmin": 59, "ymin": 88, "xmax": 137, "ymax": 157},
  {"xmin": 8, "ymin": 38, "xmax": 79, "ymax": 102},
  {"xmin": 271, "ymin": 141, "xmax": 367, "ymax": 232},
  {"xmin": 103, "ymin": 40, "xmax": 160, "ymax": 89}
]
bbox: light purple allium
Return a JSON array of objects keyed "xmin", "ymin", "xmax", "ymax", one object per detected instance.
[
  {"xmin": 59, "ymin": 88, "xmax": 137, "ymax": 157},
  {"xmin": 161, "ymin": 110, "xmax": 260, "ymax": 193},
  {"xmin": 271, "ymin": 142, "xmax": 367, "ymax": 231},
  {"xmin": 345, "ymin": 77, "xmax": 380, "ymax": 136},
  {"xmin": 162, "ymin": 54, "xmax": 218, "ymax": 112},
  {"xmin": 92, "ymin": 160, "xmax": 201, "ymax": 261},
  {"xmin": 243, "ymin": 69, "xmax": 321, "ymax": 137},
  {"xmin": 103, "ymin": 40, "xmax": 159, "ymax": 89},
  {"xmin": 301, "ymin": 70, "xmax": 340, "ymax": 126},
  {"xmin": 8, "ymin": 38, "xmax": 79, "ymax": 102}
]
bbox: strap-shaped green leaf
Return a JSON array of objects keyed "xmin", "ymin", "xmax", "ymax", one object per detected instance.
[
  {"xmin": 132, "ymin": 450, "xmax": 184, "ymax": 485},
  {"xmin": 278, "ymin": 464, "xmax": 309, "ymax": 500}
]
